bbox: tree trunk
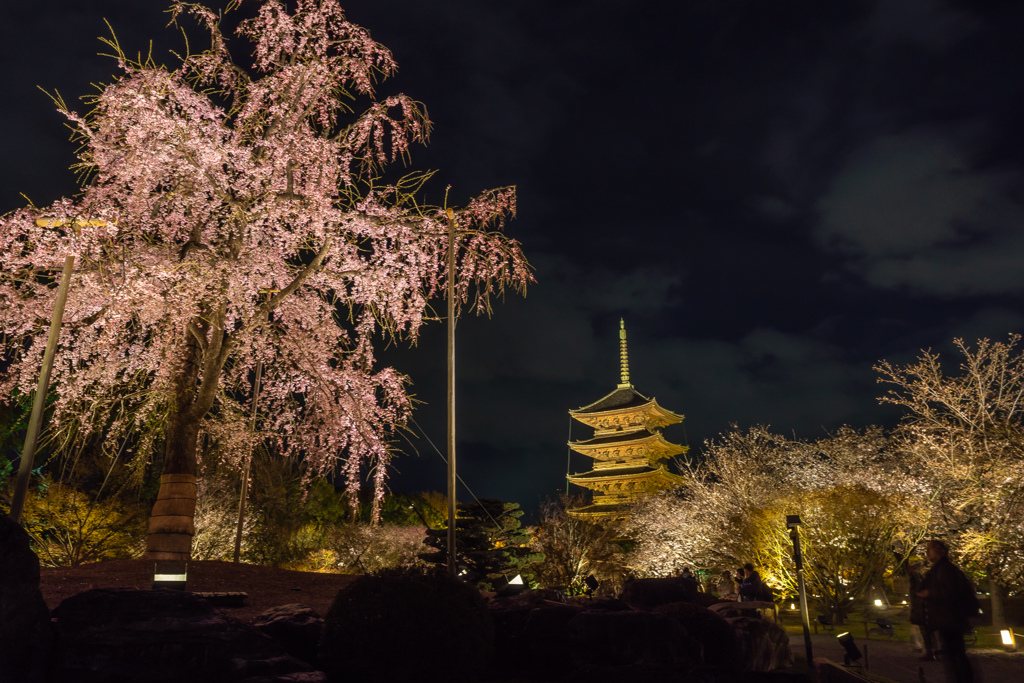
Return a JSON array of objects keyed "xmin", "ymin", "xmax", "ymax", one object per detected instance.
[
  {"xmin": 145, "ymin": 336, "xmax": 204, "ymax": 560},
  {"xmin": 988, "ymin": 572, "xmax": 1006, "ymax": 630},
  {"xmin": 145, "ymin": 473, "xmax": 198, "ymax": 560}
]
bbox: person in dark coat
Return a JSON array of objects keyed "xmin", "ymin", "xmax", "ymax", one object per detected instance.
[
  {"xmin": 739, "ymin": 563, "xmax": 765, "ymax": 602},
  {"xmin": 918, "ymin": 540, "xmax": 978, "ymax": 683},
  {"xmin": 907, "ymin": 561, "xmax": 935, "ymax": 660},
  {"xmin": 680, "ymin": 567, "xmax": 702, "ymax": 594}
]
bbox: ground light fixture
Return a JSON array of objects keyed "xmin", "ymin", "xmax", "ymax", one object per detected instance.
[
  {"xmin": 873, "ymin": 599, "xmax": 883, "ymax": 606},
  {"xmin": 152, "ymin": 560, "xmax": 188, "ymax": 590},
  {"xmin": 1000, "ymin": 629, "xmax": 1017, "ymax": 653},
  {"xmin": 837, "ymin": 632, "xmax": 862, "ymax": 666}
]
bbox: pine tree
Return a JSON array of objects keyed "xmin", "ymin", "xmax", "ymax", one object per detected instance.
[{"xmin": 423, "ymin": 498, "xmax": 541, "ymax": 591}]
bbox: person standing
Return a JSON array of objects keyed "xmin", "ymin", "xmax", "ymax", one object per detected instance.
[
  {"xmin": 680, "ymin": 566, "xmax": 702, "ymax": 596},
  {"xmin": 917, "ymin": 540, "xmax": 979, "ymax": 683},
  {"xmin": 739, "ymin": 563, "xmax": 765, "ymax": 602},
  {"xmin": 907, "ymin": 561, "xmax": 936, "ymax": 660},
  {"xmin": 718, "ymin": 570, "xmax": 737, "ymax": 600}
]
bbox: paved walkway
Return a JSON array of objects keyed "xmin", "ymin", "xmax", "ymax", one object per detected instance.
[{"xmin": 799, "ymin": 632, "xmax": 1024, "ymax": 683}]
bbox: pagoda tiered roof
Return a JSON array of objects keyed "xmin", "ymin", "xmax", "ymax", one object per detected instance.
[
  {"xmin": 569, "ymin": 385, "xmax": 683, "ymax": 432},
  {"xmin": 565, "ymin": 320, "xmax": 688, "ymax": 519},
  {"xmin": 568, "ymin": 428, "xmax": 686, "ymax": 464}
]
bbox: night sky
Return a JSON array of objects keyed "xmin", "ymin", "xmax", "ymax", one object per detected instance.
[{"xmin": 3, "ymin": 1, "xmax": 1024, "ymax": 518}]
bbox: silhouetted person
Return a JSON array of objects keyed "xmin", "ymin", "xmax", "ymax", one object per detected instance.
[
  {"xmin": 680, "ymin": 566, "xmax": 701, "ymax": 597},
  {"xmin": 918, "ymin": 540, "xmax": 978, "ymax": 683},
  {"xmin": 739, "ymin": 563, "xmax": 765, "ymax": 602},
  {"xmin": 907, "ymin": 561, "xmax": 936, "ymax": 660}
]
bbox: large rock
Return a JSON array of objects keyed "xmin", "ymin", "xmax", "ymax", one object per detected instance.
[
  {"xmin": 52, "ymin": 588, "xmax": 325, "ymax": 682},
  {"xmin": 724, "ymin": 615, "xmax": 793, "ymax": 672},
  {"xmin": 0, "ymin": 514, "xmax": 52, "ymax": 683},
  {"xmin": 487, "ymin": 588, "xmax": 567, "ymax": 610},
  {"xmin": 654, "ymin": 601, "xmax": 741, "ymax": 669},
  {"xmin": 567, "ymin": 610, "xmax": 702, "ymax": 669},
  {"xmin": 620, "ymin": 576, "xmax": 699, "ymax": 609},
  {"xmin": 254, "ymin": 604, "xmax": 323, "ymax": 667},
  {"xmin": 521, "ymin": 604, "xmax": 584, "ymax": 678}
]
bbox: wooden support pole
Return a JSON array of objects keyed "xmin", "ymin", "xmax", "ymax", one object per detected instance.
[{"xmin": 233, "ymin": 359, "xmax": 262, "ymax": 563}]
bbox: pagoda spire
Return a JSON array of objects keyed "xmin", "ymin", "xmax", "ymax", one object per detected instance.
[{"xmin": 618, "ymin": 318, "xmax": 631, "ymax": 388}]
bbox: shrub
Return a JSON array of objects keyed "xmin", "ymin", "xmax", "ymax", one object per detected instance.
[
  {"xmin": 18, "ymin": 477, "xmax": 146, "ymax": 566},
  {"xmin": 319, "ymin": 567, "xmax": 493, "ymax": 682}
]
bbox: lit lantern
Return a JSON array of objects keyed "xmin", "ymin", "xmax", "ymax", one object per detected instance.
[{"xmin": 1000, "ymin": 629, "xmax": 1017, "ymax": 653}]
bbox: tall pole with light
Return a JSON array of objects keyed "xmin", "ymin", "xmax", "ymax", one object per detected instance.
[
  {"xmin": 10, "ymin": 253, "xmax": 74, "ymax": 523},
  {"xmin": 10, "ymin": 218, "xmax": 97, "ymax": 523},
  {"xmin": 787, "ymin": 514, "xmax": 814, "ymax": 666}
]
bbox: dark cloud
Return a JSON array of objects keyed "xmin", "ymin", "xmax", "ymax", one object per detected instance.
[
  {"xmin": 815, "ymin": 128, "xmax": 1024, "ymax": 295},
  {"xmin": 4, "ymin": 0, "xmax": 1024, "ymax": 513}
]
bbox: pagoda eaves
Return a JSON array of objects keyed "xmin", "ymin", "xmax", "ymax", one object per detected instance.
[
  {"xmin": 569, "ymin": 386, "xmax": 682, "ymax": 434},
  {"xmin": 568, "ymin": 428, "xmax": 686, "ymax": 465}
]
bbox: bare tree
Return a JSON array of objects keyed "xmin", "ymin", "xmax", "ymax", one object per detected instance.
[{"xmin": 531, "ymin": 494, "xmax": 623, "ymax": 594}]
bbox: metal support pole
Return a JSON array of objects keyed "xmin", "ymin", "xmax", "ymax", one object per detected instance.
[
  {"xmin": 10, "ymin": 255, "xmax": 75, "ymax": 523},
  {"xmin": 790, "ymin": 524, "xmax": 814, "ymax": 666},
  {"xmin": 233, "ymin": 359, "xmax": 262, "ymax": 563},
  {"xmin": 446, "ymin": 210, "xmax": 457, "ymax": 576}
]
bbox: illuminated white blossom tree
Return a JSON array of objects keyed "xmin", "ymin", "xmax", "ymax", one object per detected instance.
[
  {"xmin": 0, "ymin": 0, "xmax": 530, "ymax": 559},
  {"xmin": 877, "ymin": 336, "xmax": 1024, "ymax": 628},
  {"xmin": 626, "ymin": 426, "xmax": 928, "ymax": 622}
]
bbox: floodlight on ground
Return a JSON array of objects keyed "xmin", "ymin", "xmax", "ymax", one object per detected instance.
[
  {"xmin": 790, "ymin": 602, "xmax": 797, "ymax": 610},
  {"xmin": 496, "ymin": 573, "xmax": 527, "ymax": 597},
  {"xmin": 153, "ymin": 561, "xmax": 188, "ymax": 590},
  {"xmin": 584, "ymin": 575, "xmax": 599, "ymax": 595},
  {"xmin": 837, "ymin": 632, "xmax": 862, "ymax": 666},
  {"xmin": 1000, "ymin": 629, "xmax": 1017, "ymax": 653},
  {"xmin": 874, "ymin": 599, "xmax": 883, "ymax": 607}
]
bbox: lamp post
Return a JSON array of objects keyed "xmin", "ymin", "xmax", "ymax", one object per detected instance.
[
  {"xmin": 787, "ymin": 514, "xmax": 814, "ymax": 666},
  {"xmin": 9, "ymin": 254, "xmax": 74, "ymax": 523},
  {"xmin": 10, "ymin": 217, "xmax": 100, "ymax": 523}
]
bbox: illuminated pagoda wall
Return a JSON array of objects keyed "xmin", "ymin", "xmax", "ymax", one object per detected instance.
[{"xmin": 566, "ymin": 320, "xmax": 687, "ymax": 518}]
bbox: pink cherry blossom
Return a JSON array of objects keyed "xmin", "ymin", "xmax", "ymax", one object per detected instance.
[{"xmin": 0, "ymin": 0, "xmax": 531, "ymax": 528}]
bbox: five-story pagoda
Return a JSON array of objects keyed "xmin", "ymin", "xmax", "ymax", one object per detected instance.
[{"xmin": 567, "ymin": 320, "xmax": 687, "ymax": 518}]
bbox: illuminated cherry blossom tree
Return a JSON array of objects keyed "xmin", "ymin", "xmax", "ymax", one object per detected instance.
[
  {"xmin": 0, "ymin": 0, "xmax": 530, "ymax": 559},
  {"xmin": 626, "ymin": 426, "xmax": 928, "ymax": 622}
]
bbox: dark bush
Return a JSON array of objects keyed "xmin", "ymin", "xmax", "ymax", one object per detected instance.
[
  {"xmin": 654, "ymin": 601, "xmax": 741, "ymax": 669},
  {"xmin": 319, "ymin": 567, "xmax": 493, "ymax": 683}
]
